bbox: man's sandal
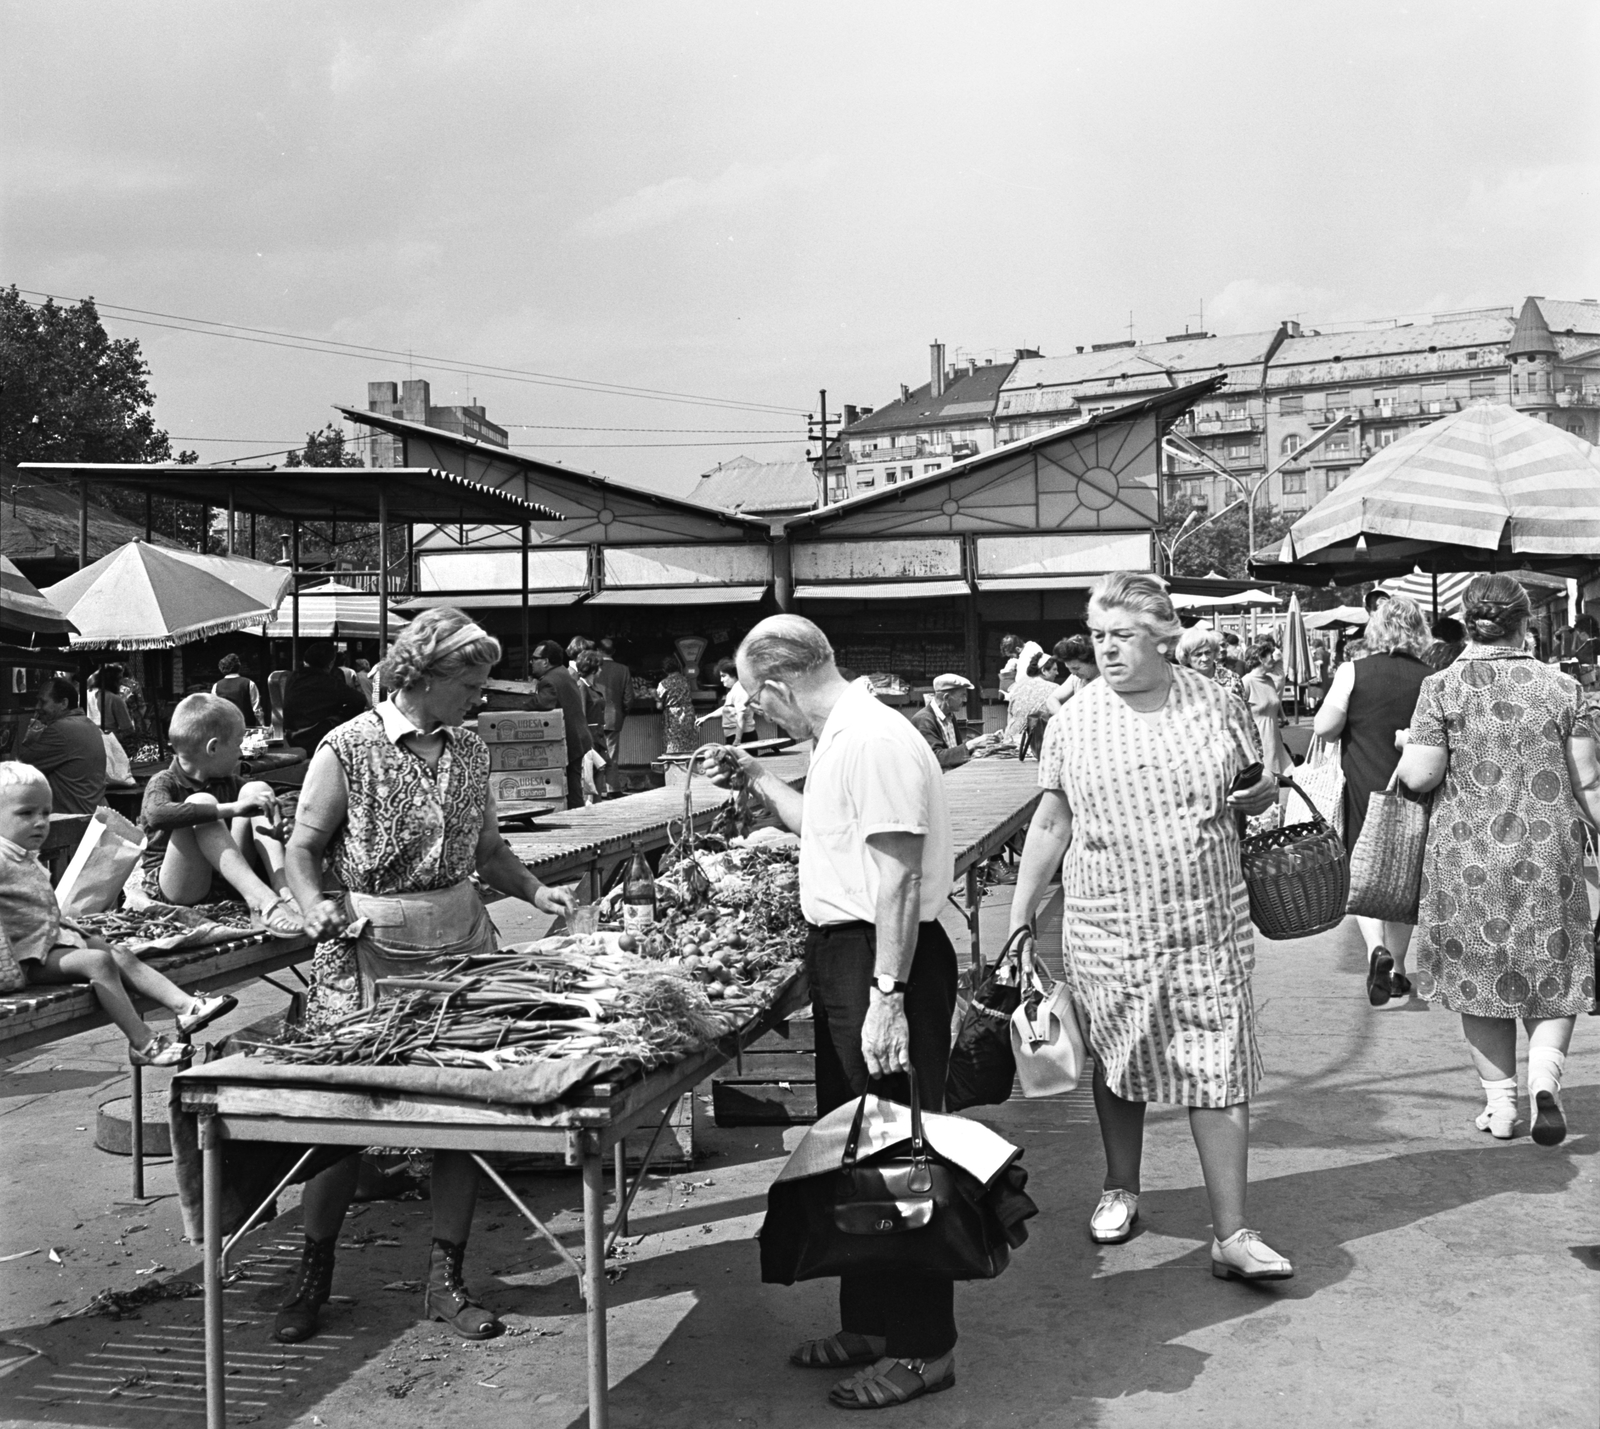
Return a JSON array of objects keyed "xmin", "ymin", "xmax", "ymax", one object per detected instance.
[
  {"xmin": 252, "ymin": 893, "xmax": 305, "ymax": 940},
  {"xmin": 828, "ymin": 1357, "xmax": 955, "ymax": 1410},
  {"xmin": 790, "ymin": 1332, "xmax": 883, "ymax": 1369}
]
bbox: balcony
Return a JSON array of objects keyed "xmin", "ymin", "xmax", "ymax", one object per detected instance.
[
  {"xmin": 1175, "ymin": 414, "xmax": 1262, "ymax": 435},
  {"xmin": 851, "ymin": 436, "xmax": 966, "ymax": 464},
  {"xmin": 1556, "ymin": 389, "xmax": 1600, "ymax": 408}
]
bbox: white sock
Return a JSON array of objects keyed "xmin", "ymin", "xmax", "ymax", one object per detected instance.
[
  {"xmin": 1479, "ymin": 1076, "xmax": 1517, "ymax": 1111},
  {"xmin": 1527, "ymin": 1048, "xmax": 1565, "ymax": 1098}
]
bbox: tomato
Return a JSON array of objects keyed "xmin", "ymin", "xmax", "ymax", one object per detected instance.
[{"xmin": 617, "ymin": 933, "xmax": 639, "ymax": 953}]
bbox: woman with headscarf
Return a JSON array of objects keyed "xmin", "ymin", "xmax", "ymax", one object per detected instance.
[
  {"xmin": 1395, "ymin": 575, "xmax": 1599, "ymax": 1145},
  {"xmin": 279, "ymin": 608, "xmax": 577, "ymax": 1345}
]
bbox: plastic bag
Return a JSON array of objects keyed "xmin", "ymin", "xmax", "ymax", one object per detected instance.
[{"xmin": 55, "ymin": 806, "xmax": 146, "ymax": 920}]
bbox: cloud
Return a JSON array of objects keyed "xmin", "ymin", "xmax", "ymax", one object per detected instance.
[
  {"xmin": 1204, "ymin": 278, "xmax": 1341, "ymax": 335},
  {"xmin": 3, "ymin": 149, "xmax": 190, "ymax": 200},
  {"xmin": 576, "ymin": 156, "xmax": 834, "ymax": 238},
  {"xmin": 1458, "ymin": 163, "xmax": 1600, "ymax": 233}
]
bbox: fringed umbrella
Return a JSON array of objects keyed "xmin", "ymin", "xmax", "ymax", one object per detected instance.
[
  {"xmin": 1282, "ymin": 594, "xmax": 1314, "ymax": 718},
  {"xmin": 41, "ymin": 540, "xmax": 283, "ymax": 649},
  {"xmin": 261, "ymin": 580, "xmax": 408, "ymax": 641}
]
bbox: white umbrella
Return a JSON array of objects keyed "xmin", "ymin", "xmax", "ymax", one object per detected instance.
[{"xmin": 262, "ymin": 580, "xmax": 409, "ymax": 640}]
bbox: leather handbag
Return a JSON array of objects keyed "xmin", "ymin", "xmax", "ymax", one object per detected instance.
[
  {"xmin": 1346, "ymin": 770, "xmax": 1431, "ymax": 922},
  {"xmin": 788, "ymin": 1071, "xmax": 1014, "ymax": 1282},
  {"xmin": 945, "ymin": 927, "xmax": 1026, "ymax": 1112},
  {"xmin": 1010, "ymin": 934, "xmax": 1087, "ymax": 1097}
]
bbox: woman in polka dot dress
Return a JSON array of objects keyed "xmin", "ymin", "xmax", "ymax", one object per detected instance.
[{"xmin": 1397, "ymin": 575, "xmax": 1600, "ymax": 1147}]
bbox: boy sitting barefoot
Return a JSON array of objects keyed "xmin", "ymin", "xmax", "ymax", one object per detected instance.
[
  {"xmin": 0, "ymin": 762, "xmax": 235, "ymax": 1066},
  {"xmin": 138, "ymin": 695, "xmax": 303, "ymax": 936}
]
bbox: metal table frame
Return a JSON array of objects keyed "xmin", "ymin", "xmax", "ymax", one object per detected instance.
[{"xmin": 180, "ymin": 977, "xmax": 806, "ymax": 1429}]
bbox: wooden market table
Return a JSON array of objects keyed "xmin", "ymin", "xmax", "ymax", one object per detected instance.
[
  {"xmin": 942, "ymin": 755, "xmax": 1044, "ymax": 965},
  {"xmin": 175, "ymin": 970, "xmax": 809, "ymax": 1429}
]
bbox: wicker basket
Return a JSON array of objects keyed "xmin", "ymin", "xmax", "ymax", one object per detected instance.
[{"xmin": 1240, "ymin": 777, "xmax": 1350, "ymax": 940}]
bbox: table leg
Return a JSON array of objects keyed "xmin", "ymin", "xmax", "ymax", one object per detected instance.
[
  {"xmin": 201, "ymin": 1116, "xmax": 226, "ymax": 1429},
  {"xmin": 966, "ymin": 865, "xmax": 982, "ymax": 971},
  {"xmin": 130, "ymin": 1061, "xmax": 145, "ymax": 1199},
  {"xmin": 613, "ymin": 1141, "xmax": 628, "ymax": 1238},
  {"xmin": 581, "ymin": 1134, "xmax": 609, "ymax": 1429}
]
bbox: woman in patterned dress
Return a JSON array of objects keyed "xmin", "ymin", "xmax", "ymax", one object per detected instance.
[
  {"xmin": 1009, "ymin": 573, "xmax": 1292, "ymax": 1281},
  {"xmin": 1395, "ymin": 575, "xmax": 1600, "ymax": 1145},
  {"xmin": 1241, "ymin": 638, "xmax": 1293, "ymax": 775},
  {"xmin": 657, "ymin": 655, "xmax": 698, "ymax": 755},
  {"xmin": 278, "ymin": 608, "xmax": 576, "ymax": 1345}
]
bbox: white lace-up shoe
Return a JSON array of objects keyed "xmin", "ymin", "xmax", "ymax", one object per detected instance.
[
  {"xmin": 1088, "ymin": 1189, "xmax": 1139, "ymax": 1244},
  {"xmin": 1211, "ymin": 1228, "xmax": 1293, "ymax": 1281}
]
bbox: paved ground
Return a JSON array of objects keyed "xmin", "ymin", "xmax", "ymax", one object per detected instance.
[{"xmin": 1, "ymin": 884, "xmax": 1596, "ymax": 1429}]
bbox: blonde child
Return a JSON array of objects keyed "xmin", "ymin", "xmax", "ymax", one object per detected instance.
[
  {"xmin": 138, "ymin": 695, "xmax": 302, "ymax": 935},
  {"xmin": 0, "ymin": 761, "xmax": 234, "ymax": 1066}
]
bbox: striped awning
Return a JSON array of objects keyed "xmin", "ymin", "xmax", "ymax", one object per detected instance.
[
  {"xmin": 1278, "ymin": 404, "xmax": 1600, "ymax": 565},
  {"xmin": 1, "ymin": 555, "xmax": 76, "ymax": 637}
]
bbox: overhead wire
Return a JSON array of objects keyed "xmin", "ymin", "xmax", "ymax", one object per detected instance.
[{"xmin": 14, "ymin": 289, "xmax": 808, "ymax": 417}]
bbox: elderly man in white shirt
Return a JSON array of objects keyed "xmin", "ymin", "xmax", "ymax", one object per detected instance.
[{"xmin": 717, "ymin": 613, "xmax": 959, "ymax": 1412}]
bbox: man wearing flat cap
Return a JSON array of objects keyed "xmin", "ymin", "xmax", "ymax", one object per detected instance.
[{"xmin": 908, "ymin": 673, "xmax": 973, "ymax": 768}]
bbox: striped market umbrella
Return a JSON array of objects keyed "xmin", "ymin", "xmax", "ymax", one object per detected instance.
[
  {"xmin": 261, "ymin": 581, "xmax": 408, "ymax": 641},
  {"xmin": 1257, "ymin": 404, "xmax": 1600, "ymax": 582},
  {"xmin": 1, "ymin": 555, "xmax": 76, "ymax": 639},
  {"xmin": 1282, "ymin": 593, "xmax": 1314, "ymax": 689},
  {"xmin": 42, "ymin": 540, "xmax": 282, "ymax": 649}
]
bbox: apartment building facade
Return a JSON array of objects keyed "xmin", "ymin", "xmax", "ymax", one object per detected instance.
[{"xmin": 366, "ymin": 379, "xmax": 509, "ymax": 467}]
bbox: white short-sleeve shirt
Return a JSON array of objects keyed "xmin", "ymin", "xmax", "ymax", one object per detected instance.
[{"xmin": 799, "ymin": 681, "xmax": 954, "ymax": 927}]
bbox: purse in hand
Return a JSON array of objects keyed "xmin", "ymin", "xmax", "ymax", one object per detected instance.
[
  {"xmin": 785, "ymin": 1070, "xmax": 1018, "ymax": 1282},
  {"xmin": 1010, "ymin": 934, "xmax": 1087, "ymax": 1097},
  {"xmin": 945, "ymin": 927, "xmax": 1027, "ymax": 1112}
]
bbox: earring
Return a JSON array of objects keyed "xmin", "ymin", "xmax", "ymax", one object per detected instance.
[{"xmin": 1157, "ymin": 645, "xmax": 1169, "ymax": 656}]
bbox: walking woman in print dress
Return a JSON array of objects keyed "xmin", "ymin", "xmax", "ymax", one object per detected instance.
[
  {"xmin": 1008, "ymin": 572, "xmax": 1293, "ymax": 1281},
  {"xmin": 1395, "ymin": 575, "xmax": 1600, "ymax": 1144}
]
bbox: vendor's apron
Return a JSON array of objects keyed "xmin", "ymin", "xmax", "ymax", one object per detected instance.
[{"xmin": 344, "ymin": 880, "xmax": 498, "ymax": 1003}]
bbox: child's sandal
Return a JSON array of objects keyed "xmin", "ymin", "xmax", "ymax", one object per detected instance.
[
  {"xmin": 131, "ymin": 1034, "xmax": 193, "ymax": 1068},
  {"xmin": 253, "ymin": 894, "xmax": 305, "ymax": 940}
]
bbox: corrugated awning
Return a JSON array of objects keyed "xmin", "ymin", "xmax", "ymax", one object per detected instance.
[
  {"xmin": 587, "ymin": 585, "xmax": 767, "ymax": 606},
  {"xmin": 975, "ymin": 575, "xmax": 1096, "ymax": 593},
  {"xmin": 795, "ymin": 580, "xmax": 970, "ymax": 601},
  {"xmin": 398, "ymin": 590, "xmax": 587, "ymax": 610}
]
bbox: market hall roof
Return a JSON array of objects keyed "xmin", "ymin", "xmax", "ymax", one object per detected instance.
[
  {"xmin": 686, "ymin": 456, "xmax": 819, "ymax": 516},
  {"xmin": 786, "ymin": 376, "xmax": 1224, "ymax": 539},
  {"xmin": 339, "ymin": 406, "xmax": 773, "ymax": 545},
  {"xmin": 14, "ymin": 462, "xmax": 562, "ymax": 524},
  {"xmin": 841, "ymin": 360, "xmax": 1017, "ymax": 437}
]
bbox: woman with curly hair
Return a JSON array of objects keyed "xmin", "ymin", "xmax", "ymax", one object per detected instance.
[
  {"xmin": 279, "ymin": 608, "xmax": 577, "ymax": 1346},
  {"xmin": 1395, "ymin": 575, "xmax": 1600, "ymax": 1145},
  {"xmin": 1175, "ymin": 626, "xmax": 1243, "ymax": 703}
]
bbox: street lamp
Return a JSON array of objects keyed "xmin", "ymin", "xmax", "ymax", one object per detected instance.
[{"xmin": 1164, "ymin": 412, "xmax": 1353, "ymax": 567}]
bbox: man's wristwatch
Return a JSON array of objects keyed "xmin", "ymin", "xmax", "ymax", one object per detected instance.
[{"xmin": 873, "ymin": 976, "xmax": 909, "ymax": 996}]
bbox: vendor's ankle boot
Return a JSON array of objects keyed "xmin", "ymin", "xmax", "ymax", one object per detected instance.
[
  {"xmin": 425, "ymin": 1238, "xmax": 500, "ymax": 1340},
  {"xmin": 273, "ymin": 1235, "xmax": 337, "ymax": 1343}
]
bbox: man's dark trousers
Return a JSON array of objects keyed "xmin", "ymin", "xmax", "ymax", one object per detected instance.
[{"xmin": 804, "ymin": 918, "xmax": 959, "ymax": 1359}]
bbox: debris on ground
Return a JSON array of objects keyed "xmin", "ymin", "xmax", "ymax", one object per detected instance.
[{"xmin": 51, "ymin": 1276, "xmax": 201, "ymax": 1322}]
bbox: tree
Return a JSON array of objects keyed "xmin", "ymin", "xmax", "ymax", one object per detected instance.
[
  {"xmin": 1158, "ymin": 497, "xmax": 1363, "ymax": 607},
  {"xmin": 0, "ymin": 285, "xmax": 205, "ymax": 543},
  {"xmin": 285, "ymin": 424, "xmax": 364, "ymax": 469}
]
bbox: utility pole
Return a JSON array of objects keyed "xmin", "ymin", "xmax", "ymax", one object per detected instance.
[{"xmin": 807, "ymin": 390, "xmax": 842, "ymax": 506}]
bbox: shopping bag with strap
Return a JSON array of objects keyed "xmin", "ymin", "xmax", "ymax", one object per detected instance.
[
  {"xmin": 945, "ymin": 927, "xmax": 1027, "ymax": 1112},
  {"xmin": 1294, "ymin": 734, "xmax": 1345, "ymax": 839},
  {"xmin": 1010, "ymin": 931, "xmax": 1087, "ymax": 1097},
  {"xmin": 1346, "ymin": 770, "xmax": 1431, "ymax": 923}
]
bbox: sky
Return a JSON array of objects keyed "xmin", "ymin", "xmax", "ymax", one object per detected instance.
[{"xmin": 4, "ymin": 0, "xmax": 1598, "ymax": 496}]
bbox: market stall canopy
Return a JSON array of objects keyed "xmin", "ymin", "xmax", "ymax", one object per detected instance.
[
  {"xmin": 262, "ymin": 581, "xmax": 408, "ymax": 640},
  {"xmin": 1377, "ymin": 567, "xmax": 1570, "ymax": 615},
  {"xmin": 1303, "ymin": 605, "xmax": 1368, "ymax": 629},
  {"xmin": 1170, "ymin": 588, "xmax": 1283, "ymax": 610},
  {"xmin": 156, "ymin": 547, "xmax": 293, "ymax": 611},
  {"xmin": 41, "ymin": 541, "xmax": 281, "ymax": 649},
  {"xmin": 15, "ymin": 463, "xmax": 562, "ymax": 524},
  {"xmin": 0, "ymin": 555, "xmax": 77, "ymax": 638},
  {"xmin": 1252, "ymin": 404, "xmax": 1600, "ymax": 583}
]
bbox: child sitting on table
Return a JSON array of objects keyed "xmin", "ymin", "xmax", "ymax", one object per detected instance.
[
  {"xmin": 0, "ymin": 761, "xmax": 235, "ymax": 1067},
  {"xmin": 138, "ymin": 695, "xmax": 303, "ymax": 937}
]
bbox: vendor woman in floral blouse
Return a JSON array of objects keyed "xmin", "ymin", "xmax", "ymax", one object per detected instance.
[{"xmin": 279, "ymin": 607, "xmax": 575, "ymax": 1345}]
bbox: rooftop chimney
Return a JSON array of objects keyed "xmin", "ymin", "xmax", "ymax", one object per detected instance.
[
  {"xmin": 1281, "ymin": 319, "xmax": 1303, "ymax": 339},
  {"xmin": 900, "ymin": 383, "xmax": 911, "ymax": 403},
  {"xmin": 842, "ymin": 404, "xmax": 860, "ymax": 428},
  {"xmin": 930, "ymin": 341, "xmax": 946, "ymax": 398}
]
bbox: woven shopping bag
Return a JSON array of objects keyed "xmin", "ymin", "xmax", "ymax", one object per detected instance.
[
  {"xmin": 1346, "ymin": 771, "xmax": 1430, "ymax": 922},
  {"xmin": 1294, "ymin": 735, "xmax": 1345, "ymax": 839}
]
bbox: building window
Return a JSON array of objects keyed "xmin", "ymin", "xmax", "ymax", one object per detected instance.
[
  {"xmin": 1465, "ymin": 350, "xmax": 1479, "ymax": 364},
  {"xmin": 1281, "ymin": 433, "xmax": 1302, "ymax": 456},
  {"xmin": 856, "ymin": 477, "xmax": 875, "ymax": 490},
  {"xmin": 1325, "ymin": 434, "xmax": 1350, "ymax": 454},
  {"xmin": 1279, "ymin": 394, "xmax": 1303, "ymax": 415},
  {"xmin": 1282, "ymin": 470, "xmax": 1306, "ymax": 494},
  {"xmin": 1226, "ymin": 442, "xmax": 1252, "ymax": 460},
  {"xmin": 884, "ymin": 471, "xmax": 897, "ymax": 485},
  {"xmin": 1470, "ymin": 378, "xmax": 1497, "ymax": 398},
  {"xmin": 923, "ymin": 463, "xmax": 941, "ymax": 475},
  {"xmin": 1571, "ymin": 424, "xmax": 1585, "ymax": 437},
  {"xmin": 1283, "ymin": 493, "xmax": 1306, "ymax": 511},
  {"xmin": 1326, "ymin": 469, "xmax": 1345, "ymax": 490},
  {"xmin": 1376, "ymin": 430, "xmax": 1398, "ymax": 448}
]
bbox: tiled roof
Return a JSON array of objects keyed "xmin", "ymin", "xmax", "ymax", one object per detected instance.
[
  {"xmin": 0, "ymin": 472, "xmax": 179, "ymax": 564},
  {"xmin": 1272, "ymin": 312, "xmax": 1513, "ymax": 366},
  {"xmin": 842, "ymin": 361, "xmax": 1016, "ymax": 436},
  {"xmin": 1003, "ymin": 332, "xmax": 1276, "ymax": 398},
  {"xmin": 687, "ymin": 456, "xmax": 817, "ymax": 515},
  {"xmin": 1535, "ymin": 298, "xmax": 1600, "ymax": 336}
]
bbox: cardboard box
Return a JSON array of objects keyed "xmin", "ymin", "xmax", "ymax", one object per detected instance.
[
  {"xmin": 487, "ymin": 740, "xmax": 567, "ymax": 771},
  {"xmin": 490, "ymin": 771, "xmax": 567, "ymax": 804},
  {"xmin": 476, "ymin": 710, "xmax": 565, "ymax": 743}
]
